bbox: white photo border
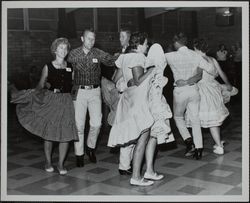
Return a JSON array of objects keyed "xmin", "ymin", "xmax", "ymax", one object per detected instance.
[{"xmin": 1, "ymin": 1, "xmax": 249, "ymax": 202}]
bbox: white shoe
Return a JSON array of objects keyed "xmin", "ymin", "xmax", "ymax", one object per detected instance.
[
  {"xmin": 45, "ymin": 166, "xmax": 54, "ymax": 173},
  {"xmin": 57, "ymin": 166, "xmax": 68, "ymax": 175},
  {"xmin": 213, "ymin": 145, "xmax": 224, "ymax": 155},
  {"xmin": 144, "ymin": 172, "xmax": 164, "ymax": 181},
  {"xmin": 130, "ymin": 178, "xmax": 154, "ymax": 186},
  {"xmin": 213, "ymin": 140, "xmax": 225, "ymax": 149}
]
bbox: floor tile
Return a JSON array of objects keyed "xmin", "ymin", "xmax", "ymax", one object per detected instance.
[
  {"xmin": 178, "ymin": 184, "xmax": 205, "ymax": 195},
  {"xmin": 184, "ymin": 163, "xmax": 241, "ymax": 186},
  {"xmin": 5, "ymin": 102, "xmax": 243, "ymax": 197}
]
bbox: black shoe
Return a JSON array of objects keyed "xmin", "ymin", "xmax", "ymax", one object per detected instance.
[
  {"xmin": 193, "ymin": 148, "xmax": 203, "ymax": 160},
  {"xmin": 110, "ymin": 147, "xmax": 120, "ymax": 154},
  {"xmin": 86, "ymin": 147, "xmax": 97, "ymax": 163},
  {"xmin": 76, "ymin": 155, "xmax": 84, "ymax": 167},
  {"xmin": 184, "ymin": 138, "xmax": 195, "ymax": 156},
  {"xmin": 119, "ymin": 168, "xmax": 132, "ymax": 175}
]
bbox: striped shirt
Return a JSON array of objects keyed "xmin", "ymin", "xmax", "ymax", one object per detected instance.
[
  {"xmin": 165, "ymin": 46, "xmax": 214, "ymax": 84},
  {"xmin": 68, "ymin": 47, "xmax": 118, "ymax": 85}
]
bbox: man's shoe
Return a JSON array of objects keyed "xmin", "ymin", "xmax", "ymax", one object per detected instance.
[
  {"xmin": 76, "ymin": 155, "xmax": 84, "ymax": 167},
  {"xmin": 184, "ymin": 138, "xmax": 195, "ymax": 156},
  {"xmin": 119, "ymin": 168, "xmax": 132, "ymax": 175},
  {"xmin": 86, "ymin": 147, "xmax": 97, "ymax": 163},
  {"xmin": 110, "ymin": 147, "xmax": 120, "ymax": 154},
  {"xmin": 193, "ymin": 148, "xmax": 203, "ymax": 160}
]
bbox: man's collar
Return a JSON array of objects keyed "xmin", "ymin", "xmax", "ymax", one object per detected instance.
[
  {"xmin": 81, "ymin": 46, "xmax": 92, "ymax": 55},
  {"xmin": 122, "ymin": 45, "xmax": 128, "ymax": 53}
]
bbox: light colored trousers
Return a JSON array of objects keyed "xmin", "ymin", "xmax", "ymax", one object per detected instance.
[
  {"xmin": 173, "ymin": 85, "xmax": 203, "ymax": 148},
  {"xmin": 73, "ymin": 87, "xmax": 102, "ymax": 156},
  {"xmin": 119, "ymin": 144, "xmax": 135, "ymax": 170}
]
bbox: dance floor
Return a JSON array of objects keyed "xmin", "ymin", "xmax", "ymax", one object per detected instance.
[{"xmin": 5, "ymin": 98, "xmax": 242, "ymax": 197}]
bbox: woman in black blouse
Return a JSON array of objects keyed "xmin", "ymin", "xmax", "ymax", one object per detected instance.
[{"xmin": 11, "ymin": 38, "xmax": 78, "ymax": 175}]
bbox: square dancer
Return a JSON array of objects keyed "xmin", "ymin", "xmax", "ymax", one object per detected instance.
[
  {"xmin": 165, "ymin": 33, "xmax": 215, "ymax": 159},
  {"xmin": 68, "ymin": 28, "xmax": 118, "ymax": 167}
]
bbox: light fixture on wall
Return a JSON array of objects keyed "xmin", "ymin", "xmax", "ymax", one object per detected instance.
[
  {"xmin": 216, "ymin": 7, "xmax": 234, "ymax": 17},
  {"xmin": 222, "ymin": 8, "xmax": 233, "ymax": 16},
  {"xmin": 215, "ymin": 7, "xmax": 234, "ymax": 26}
]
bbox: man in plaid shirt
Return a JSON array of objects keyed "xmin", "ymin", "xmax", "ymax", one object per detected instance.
[{"xmin": 68, "ymin": 28, "xmax": 118, "ymax": 167}]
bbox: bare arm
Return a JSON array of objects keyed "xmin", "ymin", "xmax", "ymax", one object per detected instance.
[
  {"xmin": 36, "ymin": 65, "xmax": 48, "ymax": 90},
  {"xmin": 112, "ymin": 69, "xmax": 122, "ymax": 83},
  {"xmin": 186, "ymin": 68, "xmax": 203, "ymax": 84},
  {"xmin": 176, "ymin": 68, "xmax": 203, "ymax": 87},
  {"xmin": 213, "ymin": 58, "xmax": 233, "ymax": 91},
  {"xmin": 130, "ymin": 66, "xmax": 154, "ymax": 86}
]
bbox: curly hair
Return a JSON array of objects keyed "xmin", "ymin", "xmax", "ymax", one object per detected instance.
[
  {"xmin": 125, "ymin": 32, "xmax": 148, "ymax": 53},
  {"xmin": 50, "ymin": 37, "xmax": 71, "ymax": 57},
  {"xmin": 193, "ymin": 38, "xmax": 209, "ymax": 53}
]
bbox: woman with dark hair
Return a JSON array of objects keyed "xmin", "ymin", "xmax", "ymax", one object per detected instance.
[
  {"xmin": 10, "ymin": 38, "xmax": 78, "ymax": 175},
  {"xmin": 216, "ymin": 43, "xmax": 228, "ymax": 72},
  {"xmin": 108, "ymin": 32, "xmax": 157, "ymax": 186},
  {"xmin": 178, "ymin": 38, "xmax": 236, "ymax": 155}
]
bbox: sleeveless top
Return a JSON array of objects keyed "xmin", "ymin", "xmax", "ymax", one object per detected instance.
[{"xmin": 47, "ymin": 62, "xmax": 73, "ymax": 93}]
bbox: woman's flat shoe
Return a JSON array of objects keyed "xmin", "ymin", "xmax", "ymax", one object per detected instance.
[
  {"xmin": 144, "ymin": 172, "xmax": 164, "ymax": 181},
  {"xmin": 213, "ymin": 146, "xmax": 224, "ymax": 155},
  {"xmin": 45, "ymin": 166, "xmax": 54, "ymax": 173},
  {"xmin": 130, "ymin": 178, "xmax": 154, "ymax": 186},
  {"xmin": 57, "ymin": 166, "xmax": 67, "ymax": 175}
]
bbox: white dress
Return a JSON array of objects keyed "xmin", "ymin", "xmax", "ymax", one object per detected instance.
[
  {"xmin": 146, "ymin": 44, "xmax": 174, "ymax": 144},
  {"xmin": 108, "ymin": 44, "xmax": 174, "ymax": 147},
  {"xmin": 185, "ymin": 58, "xmax": 229, "ymax": 128},
  {"xmin": 107, "ymin": 53, "xmax": 154, "ymax": 147},
  {"xmin": 101, "ymin": 77, "xmax": 120, "ymax": 126}
]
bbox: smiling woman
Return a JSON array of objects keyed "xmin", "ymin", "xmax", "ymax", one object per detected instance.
[{"xmin": 10, "ymin": 37, "xmax": 78, "ymax": 176}]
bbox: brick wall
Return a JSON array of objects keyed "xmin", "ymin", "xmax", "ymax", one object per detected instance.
[
  {"xmin": 7, "ymin": 8, "xmax": 242, "ymax": 89},
  {"xmin": 148, "ymin": 10, "xmax": 198, "ymax": 51},
  {"xmin": 7, "ymin": 8, "xmax": 139, "ymax": 89},
  {"xmin": 197, "ymin": 7, "xmax": 242, "ymax": 55},
  {"xmin": 8, "ymin": 31, "xmax": 57, "ymax": 88}
]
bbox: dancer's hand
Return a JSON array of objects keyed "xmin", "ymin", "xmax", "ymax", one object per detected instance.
[
  {"xmin": 127, "ymin": 79, "xmax": 135, "ymax": 87},
  {"xmin": 226, "ymin": 84, "xmax": 233, "ymax": 91}
]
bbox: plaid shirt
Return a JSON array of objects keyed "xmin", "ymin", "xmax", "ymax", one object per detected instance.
[
  {"xmin": 165, "ymin": 46, "xmax": 213, "ymax": 83},
  {"xmin": 68, "ymin": 47, "xmax": 118, "ymax": 85}
]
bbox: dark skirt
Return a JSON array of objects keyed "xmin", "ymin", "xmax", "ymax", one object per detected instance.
[{"xmin": 11, "ymin": 89, "xmax": 78, "ymax": 142}]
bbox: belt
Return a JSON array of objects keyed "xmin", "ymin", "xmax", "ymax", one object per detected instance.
[
  {"xmin": 53, "ymin": 88, "xmax": 61, "ymax": 93},
  {"xmin": 79, "ymin": 85, "xmax": 99, "ymax": 90},
  {"xmin": 52, "ymin": 88, "xmax": 70, "ymax": 93}
]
